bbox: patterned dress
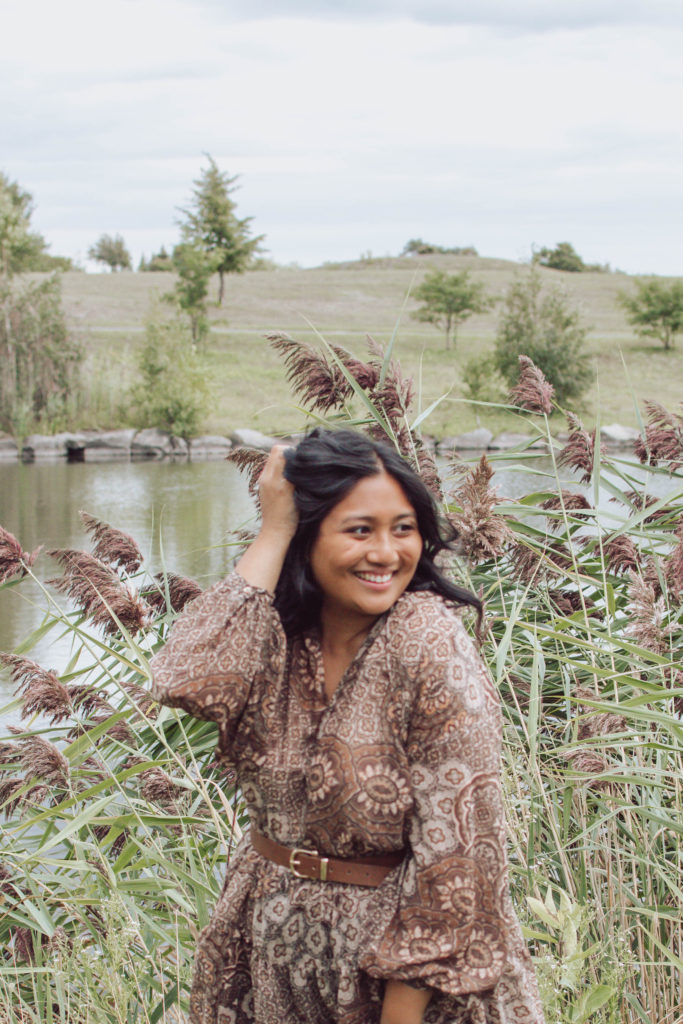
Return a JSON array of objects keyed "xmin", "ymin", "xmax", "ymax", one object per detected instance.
[{"xmin": 150, "ymin": 572, "xmax": 545, "ymax": 1024}]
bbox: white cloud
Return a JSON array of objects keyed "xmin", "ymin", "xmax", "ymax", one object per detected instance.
[{"xmin": 2, "ymin": 1, "xmax": 683, "ymax": 274}]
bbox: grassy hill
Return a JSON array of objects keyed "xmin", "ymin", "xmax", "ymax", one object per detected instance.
[{"xmin": 52, "ymin": 255, "xmax": 682, "ymax": 440}]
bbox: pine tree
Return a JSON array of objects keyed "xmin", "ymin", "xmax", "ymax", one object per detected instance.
[{"xmin": 179, "ymin": 155, "xmax": 264, "ymax": 305}]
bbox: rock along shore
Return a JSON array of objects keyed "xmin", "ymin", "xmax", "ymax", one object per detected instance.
[{"xmin": 0, "ymin": 422, "xmax": 642, "ymax": 465}]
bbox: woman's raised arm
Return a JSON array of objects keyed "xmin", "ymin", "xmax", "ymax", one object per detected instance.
[{"xmin": 236, "ymin": 445, "xmax": 298, "ymax": 593}]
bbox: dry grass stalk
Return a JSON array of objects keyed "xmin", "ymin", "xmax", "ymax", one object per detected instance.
[
  {"xmin": 627, "ymin": 572, "xmax": 667, "ymax": 653},
  {"xmin": 612, "ymin": 490, "xmax": 678, "ymax": 526},
  {"xmin": 557, "ymin": 413, "xmax": 605, "ymax": 484},
  {"xmin": 634, "ymin": 401, "xmax": 683, "ymax": 470},
  {"xmin": 268, "ymin": 331, "xmax": 378, "ymax": 413},
  {"xmin": 138, "ymin": 765, "xmax": 186, "ymax": 814},
  {"xmin": 66, "ymin": 684, "xmax": 114, "ymax": 718},
  {"xmin": 47, "ymin": 549, "xmax": 153, "ymax": 635},
  {"xmin": 449, "ymin": 455, "xmax": 512, "ymax": 564},
  {"xmin": 662, "ymin": 522, "xmax": 683, "ymax": 600},
  {"xmin": 143, "ymin": 572, "xmax": 203, "ymax": 614},
  {"xmin": 574, "ymin": 686, "xmax": 627, "ymax": 738},
  {"xmin": 541, "ymin": 491, "xmax": 592, "ymax": 531},
  {"xmin": 19, "ymin": 735, "xmax": 70, "ymax": 788},
  {"xmin": 0, "ymin": 525, "xmax": 41, "ymax": 584},
  {"xmin": 71, "ymin": 714, "xmax": 134, "ymax": 745},
  {"xmin": 226, "ymin": 447, "xmax": 268, "ymax": 500},
  {"xmin": 0, "ymin": 653, "xmax": 73, "ymax": 724},
  {"xmin": 508, "ymin": 355, "xmax": 554, "ymax": 415},
  {"xmin": 548, "ymin": 590, "xmax": 599, "ymax": 618},
  {"xmin": 80, "ymin": 510, "xmax": 143, "ymax": 574},
  {"xmin": 563, "ymin": 749, "xmax": 611, "ymax": 791},
  {"xmin": 602, "ymin": 534, "xmax": 641, "ymax": 575},
  {"xmin": 510, "ymin": 538, "xmax": 572, "ymax": 583}
]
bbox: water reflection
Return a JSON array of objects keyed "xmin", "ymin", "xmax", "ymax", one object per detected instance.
[
  {"xmin": 0, "ymin": 460, "xmax": 255, "ymax": 720},
  {"xmin": 1, "ymin": 454, "xmax": 681, "ymax": 722}
]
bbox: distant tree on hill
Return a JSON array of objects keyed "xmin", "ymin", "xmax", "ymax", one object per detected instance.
[
  {"xmin": 138, "ymin": 246, "xmax": 174, "ymax": 272},
  {"xmin": 88, "ymin": 234, "xmax": 132, "ymax": 272},
  {"xmin": 493, "ymin": 269, "xmax": 590, "ymax": 404},
  {"xmin": 411, "ymin": 269, "xmax": 491, "ymax": 350},
  {"xmin": 178, "ymin": 155, "xmax": 264, "ymax": 305},
  {"xmin": 401, "ymin": 238, "xmax": 478, "ymax": 257},
  {"xmin": 535, "ymin": 241, "xmax": 607, "ymax": 273},
  {"xmin": 0, "ymin": 172, "xmax": 55, "ymax": 275},
  {"xmin": 619, "ymin": 278, "xmax": 683, "ymax": 350}
]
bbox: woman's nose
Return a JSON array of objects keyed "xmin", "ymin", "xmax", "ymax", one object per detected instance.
[{"xmin": 367, "ymin": 532, "xmax": 396, "ymax": 563}]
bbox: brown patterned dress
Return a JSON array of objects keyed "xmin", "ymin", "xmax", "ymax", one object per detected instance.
[{"xmin": 150, "ymin": 572, "xmax": 545, "ymax": 1024}]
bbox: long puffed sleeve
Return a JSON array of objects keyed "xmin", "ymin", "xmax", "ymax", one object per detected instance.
[
  {"xmin": 361, "ymin": 596, "xmax": 544, "ymax": 1022},
  {"xmin": 150, "ymin": 572, "xmax": 286, "ymax": 758}
]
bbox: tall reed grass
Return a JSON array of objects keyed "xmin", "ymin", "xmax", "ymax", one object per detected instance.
[{"xmin": 1, "ymin": 334, "xmax": 682, "ymax": 1023}]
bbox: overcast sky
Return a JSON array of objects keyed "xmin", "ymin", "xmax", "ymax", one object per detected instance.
[{"xmin": 4, "ymin": 0, "xmax": 683, "ymax": 273}]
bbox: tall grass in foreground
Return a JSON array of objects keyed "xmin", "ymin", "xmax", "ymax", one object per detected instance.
[{"xmin": 1, "ymin": 337, "xmax": 682, "ymax": 1023}]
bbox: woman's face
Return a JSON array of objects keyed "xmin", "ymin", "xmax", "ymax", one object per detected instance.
[{"xmin": 310, "ymin": 469, "xmax": 423, "ymax": 632}]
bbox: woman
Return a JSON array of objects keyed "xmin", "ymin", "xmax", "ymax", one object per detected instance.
[{"xmin": 151, "ymin": 429, "xmax": 544, "ymax": 1024}]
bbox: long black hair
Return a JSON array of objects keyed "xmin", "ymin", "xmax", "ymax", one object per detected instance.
[{"xmin": 273, "ymin": 428, "xmax": 481, "ymax": 637}]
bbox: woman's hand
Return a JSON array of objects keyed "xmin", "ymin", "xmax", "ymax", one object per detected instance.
[
  {"xmin": 380, "ymin": 980, "xmax": 432, "ymax": 1024},
  {"xmin": 235, "ymin": 445, "xmax": 298, "ymax": 593},
  {"xmin": 257, "ymin": 445, "xmax": 299, "ymax": 542}
]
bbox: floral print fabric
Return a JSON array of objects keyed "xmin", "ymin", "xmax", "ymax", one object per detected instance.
[{"xmin": 150, "ymin": 573, "xmax": 544, "ymax": 1024}]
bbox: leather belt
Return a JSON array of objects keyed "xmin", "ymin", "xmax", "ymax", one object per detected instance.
[{"xmin": 251, "ymin": 830, "xmax": 404, "ymax": 887}]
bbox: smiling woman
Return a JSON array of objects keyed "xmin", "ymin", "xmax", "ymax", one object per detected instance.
[{"xmin": 149, "ymin": 428, "xmax": 545, "ymax": 1024}]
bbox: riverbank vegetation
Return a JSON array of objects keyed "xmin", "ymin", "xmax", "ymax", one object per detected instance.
[
  {"xmin": 1, "ymin": 339, "xmax": 682, "ymax": 1022},
  {"xmin": 11, "ymin": 253, "xmax": 679, "ymax": 442}
]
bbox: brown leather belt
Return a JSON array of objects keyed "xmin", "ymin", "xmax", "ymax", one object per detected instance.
[{"xmin": 251, "ymin": 830, "xmax": 404, "ymax": 887}]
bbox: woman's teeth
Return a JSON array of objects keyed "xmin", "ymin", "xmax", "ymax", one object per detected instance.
[{"xmin": 355, "ymin": 572, "xmax": 393, "ymax": 583}]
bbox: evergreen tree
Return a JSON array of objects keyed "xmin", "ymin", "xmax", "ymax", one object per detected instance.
[{"xmin": 179, "ymin": 155, "xmax": 264, "ymax": 305}]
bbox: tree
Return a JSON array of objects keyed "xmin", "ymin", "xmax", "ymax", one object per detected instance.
[
  {"xmin": 168, "ymin": 242, "xmax": 219, "ymax": 344},
  {"xmin": 178, "ymin": 155, "xmax": 264, "ymax": 305},
  {"xmin": 493, "ymin": 269, "xmax": 591, "ymax": 405},
  {"xmin": 0, "ymin": 172, "xmax": 52, "ymax": 275},
  {"xmin": 411, "ymin": 269, "xmax": 491, "ymax": 349},
  {"xmin": 401, "ymin": 238, "xmax": 478, "ymax": 257},
  {"xmin": 138, "ymin": 246, "xmax": 173, "ymax": 272},
  {"xmin": 618, "ymin": 278, "xmax": 683, "ymax": 350},
  {"xmin": 88, "ymin": 234, "xmax": 132, "ymax": 272},
  {"xmin": 534, "ymin": 241, "xmax": 606, "ymax": 274},
  {"xmin": 0, "ymin": 274, "xmax": 82, "ymax": 434},
  {"xmin": 129, "ymin": 317, "xmax": 209, "ymax": 437}
]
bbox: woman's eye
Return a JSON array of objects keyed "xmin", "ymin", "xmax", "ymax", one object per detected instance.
[
  {"xmin": 395, "ymin": 522, "xmax": 416, "ymax": 535},
  {"xmin": 347, "ymin": 526, "xmax": 369, "ymax": 536}
]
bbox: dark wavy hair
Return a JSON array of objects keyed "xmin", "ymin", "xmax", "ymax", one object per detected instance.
[{"xmin": 274, "ymin": 428, "xmax": 481, "ymax": 637}]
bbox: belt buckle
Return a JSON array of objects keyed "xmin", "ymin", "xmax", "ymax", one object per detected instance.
[{"xmin": 289, "ymin": 847, "xmax": 329, "ymax": 882}]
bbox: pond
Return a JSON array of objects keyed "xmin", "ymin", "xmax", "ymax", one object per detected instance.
[{"xmin": 1, "ymin": 452, "xmax": 680, "ymax": 723}]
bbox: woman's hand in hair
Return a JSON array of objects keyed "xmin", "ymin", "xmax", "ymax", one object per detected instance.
[
  {"xmin": 257, "ymin": 445, "xmax": 299, "ymax": 541},
  {"xmin": 235, "ymin": 445, "xmax": 298, "ymax": 593}
]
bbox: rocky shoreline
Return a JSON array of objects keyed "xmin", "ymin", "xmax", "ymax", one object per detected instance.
[{"xmin": 0, "ymin": 422, "xmax": 642, "ymax": 463}]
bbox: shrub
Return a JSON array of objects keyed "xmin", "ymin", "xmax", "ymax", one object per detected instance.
[
  {"xmin": 493, "ymin": 269, "xmax": 591, "ymax": 405},
  {"xmin": 129, "ymin": 317, "xmax": 209, "ymax": 437},
  {"xmin": 0, "ymin": 274, "xmax": 82, "ymax": 436}
]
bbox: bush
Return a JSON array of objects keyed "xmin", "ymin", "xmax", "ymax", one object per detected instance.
[
  {"xmin": 493, "ymin": 269, "xmax": 591, "ymax": 405},
  {"xmin": 129, "ymin": 317, "xmax": 209, "ymax": 437},
  {"xmin": 0, "ymin": 274, "xmax": 82, "ymax": 435}
]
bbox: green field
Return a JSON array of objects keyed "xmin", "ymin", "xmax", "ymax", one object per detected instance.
[{"xmin": 52, "ymin": 254, "xmax": 683, "ymax": 439}]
